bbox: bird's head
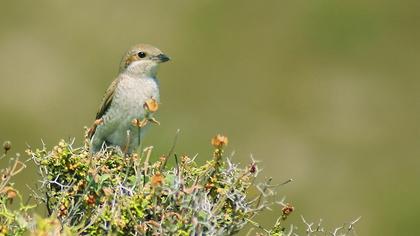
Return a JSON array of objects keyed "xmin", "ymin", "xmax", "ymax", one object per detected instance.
[{"xmin": 119, "ymin": 44, "xmax": 170, "ymax": 77}]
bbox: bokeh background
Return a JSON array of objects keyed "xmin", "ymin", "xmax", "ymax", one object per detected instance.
[{"xmin": 1, "ymin": 0, "xmax": 419, "ymax": 235}]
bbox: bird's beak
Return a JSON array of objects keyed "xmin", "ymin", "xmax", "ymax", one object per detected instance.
[{"xmin": 155, "ymin": 54, "xmax": 170, "ymax": 63}]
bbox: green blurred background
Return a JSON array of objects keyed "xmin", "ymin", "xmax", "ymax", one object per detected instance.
[{"xmin": 1, "ymin": 0, "xmax": 419, "ymax": 235}]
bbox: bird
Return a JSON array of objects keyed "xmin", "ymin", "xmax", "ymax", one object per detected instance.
[{"xmin": 88, "ymin": 44, "xmax": 170, "ymax": 153}]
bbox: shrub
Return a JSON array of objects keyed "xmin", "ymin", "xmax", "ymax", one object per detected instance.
[{"xmin": 0, "ymin": 134, "xmax": 359, "ymax": 235}]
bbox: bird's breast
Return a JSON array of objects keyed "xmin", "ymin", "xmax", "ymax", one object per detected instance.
[{"xmin": 108, "ymin": 76, "xmax": 160, "ymax": 121}]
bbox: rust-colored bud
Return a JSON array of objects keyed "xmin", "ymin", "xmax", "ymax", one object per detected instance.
[
  {"xmin": 205, "ymin": 183, "xmax": 215, "ymax": 190},
  {"xmin": 151, "ymin": 172, "xmax": 164, "ymax": 186},
  {"xmin": 85, "ymin": 194, "xmax": 96, "ymax": 205},
  {"xmin": 249, "ymin": 162, "xmax": 257, "ymax": 174},
  {"xmin": 144, "ymin": 99, "xmax": 159, "ymax": 112},
  {"xmin": 211, "ymin": 135, "xmax": 228, "ymax": 148},
  {"xmin": 2, "ymin": 186, "xmax": 17, "ymax": 203},
  {"xmin": 281, "ymin": 203, "xmax": 294, "ymax": 218}
]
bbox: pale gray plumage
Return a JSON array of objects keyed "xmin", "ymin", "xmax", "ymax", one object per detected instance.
[{"xmin": 90, "ymin": 44, "xmax": 169, "ymax": 153}]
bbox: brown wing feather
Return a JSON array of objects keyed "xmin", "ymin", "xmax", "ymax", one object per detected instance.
[
  {"xmin": 96, "ymin": 78, "xmax": 119, "ymax": 119},
  {"xmin": 88, "ymin": 78, "xmax": 119, "ymax": 139}
]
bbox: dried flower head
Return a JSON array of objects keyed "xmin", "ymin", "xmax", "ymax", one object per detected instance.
[
  {"xmin": 211, "ymin": 134, "xmax": 228, "ymax": 148},
  {"xmin": 1, "ymin": 186, "xmax": 17, "ymax": 203},
  {"xmin": 102, "ymin": 187, "xmax": 113, "ymax": 197},
  {"xmin": 6, "ymin": 188, "xmax": 17, "ymax": 200},
  {"xmin": 151, "ymin": 172, "xmax": 164, "ymax": 186},
  {"xmin": 181, "ymin": 155, "xmax": 190, "ymax": 163},
  {"xmin": 132, "ymin": 118, "xmax": 148, "ymax": 128},
  {"xmin": 144, "ymin": 99, "xmax": 159, "ymax": 112},
  {"xmin": 58, "ymin": 203, "xmax": 68, "ymax": 217},
  {"xmin": 2, "ymin": 141, "xmax": 11, "ymax": 153},
  {"xmin": 249, "ymin": 162, "xmax": 257, "ymax": 174},
  {"xmin": 85, "ymin": 194, "xmax": 96, "ymax": 206},
  {"xmin": 282, "ymin": 203, "xmax": 294, "ymax": 218},
  {"xmin": 205, "ymin": 183, "xmax": 215, "ymax": 190},
  {"xmin": 0, "ymin": 225, "xmax": 8, "ymax": 234}
]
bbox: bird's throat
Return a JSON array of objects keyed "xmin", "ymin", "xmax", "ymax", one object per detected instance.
[{"xmin": 124, "ymin": 61, "xmax": 159, "ymax": 78}]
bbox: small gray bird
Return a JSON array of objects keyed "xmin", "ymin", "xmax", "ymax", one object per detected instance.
[{"xmin": 89, "ymin": 44, "xmax": 170, "ymax": 153}]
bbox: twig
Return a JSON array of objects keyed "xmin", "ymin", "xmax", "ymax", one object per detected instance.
[{"xmin": 159, "ymin": 129, "xmax": 181, "ymax": 172}]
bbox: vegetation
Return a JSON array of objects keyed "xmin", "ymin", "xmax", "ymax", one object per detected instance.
[{"xmin": 0, "ymin": 133, "xmax": 359, "ymax": 235}]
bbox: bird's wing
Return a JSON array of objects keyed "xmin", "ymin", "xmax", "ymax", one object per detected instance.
[
  {"xmin": 95, "ymin": 78, "xmax": 119, "ymax": 120},
  {"xmin": 88, "ymin": 78, "xmax": 119, "ymax": 139}
]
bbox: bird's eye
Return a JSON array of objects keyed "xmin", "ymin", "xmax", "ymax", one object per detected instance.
[{"xmin": 138, "ymin": 51, "xmax": 147, "ymax": 58}]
